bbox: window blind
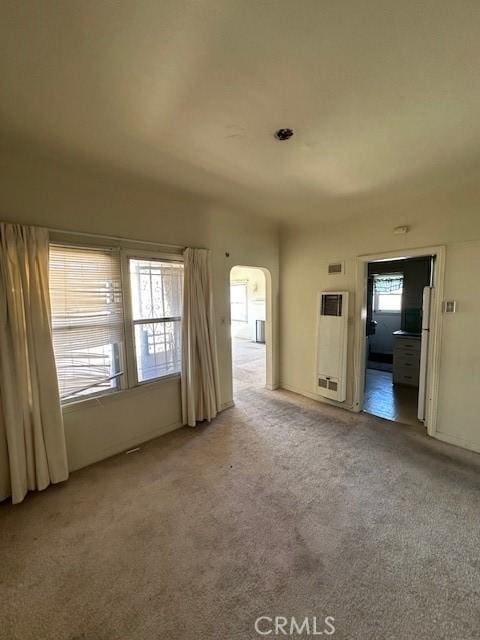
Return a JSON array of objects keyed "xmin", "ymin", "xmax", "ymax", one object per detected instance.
[
  {"xmin": 374, "ymin": 275, "xmax": 404, "ymax": 293},
  {"xmin": 49, "ymin": 244, "xmax": 125, "ymax": 401}
]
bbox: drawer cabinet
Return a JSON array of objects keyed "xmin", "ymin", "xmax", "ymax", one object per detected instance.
[
  {"xmin": 393, "ymin": 335, "xmax": 421, "ymax": 387},
  {"xmin": 394, "ymin": 353, "xmax": 420, "ymax": 369},
  {"xmin": 394, "ymin": 339, "xmax": 420, "ymax": 354}
]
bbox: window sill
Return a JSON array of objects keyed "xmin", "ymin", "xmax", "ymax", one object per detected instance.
[{"xmin": 62, "ymin": 373, "xmax": 181, "ymax": 414}]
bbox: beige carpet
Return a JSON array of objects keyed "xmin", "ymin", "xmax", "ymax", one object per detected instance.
[{"xmin": 2, "ymin": 355, "xmax": 480, "ymax": 639}]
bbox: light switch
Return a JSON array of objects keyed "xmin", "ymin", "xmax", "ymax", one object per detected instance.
[{"xmin": 444, "ymin": 300, "xmax": 457, "ymax": 313}]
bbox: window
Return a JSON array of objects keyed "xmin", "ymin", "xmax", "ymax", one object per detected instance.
[
  {"xmin": 49, "ymin": 244, "xmax": 184, "ymax": 403},
  {"xmin": 376, "ymin": 293, "xmax": 402, "ymax": 312},
  {"xmin": 49, "ymin": 245, "xmax": 125, "ymax": 402},
  {"xmin": 129, "ymin": 258, "xmax": 183, "ymax": 382},
  {"xmin": 373, "ymin": 274, "xmax": 403, "ymax": 312},
  {"xmin": 230, "ymin": 282, "xmax": 248, "ymax": 321}
]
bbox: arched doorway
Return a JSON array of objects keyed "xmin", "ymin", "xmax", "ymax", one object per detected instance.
[{"xmin": 230, "ymin": 266, "xmax": 267, "ymax": 399}]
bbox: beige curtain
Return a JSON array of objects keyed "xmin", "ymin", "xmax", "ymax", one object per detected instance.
[
  {"xmin": 0, "ymin": 223, "xmax": 68, "ymax": 504},
  {"xmin": 181, "ymin": 248, "xmax": 221, "ymax": 426}
]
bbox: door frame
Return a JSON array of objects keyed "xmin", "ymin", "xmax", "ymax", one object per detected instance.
[
  {"xmin": 229, "ymin": 265, "xmax": 275, "ymax": 391},
  {"xmin": 353, "ymin": 245, "xmax": 446, "ymax": 436}
]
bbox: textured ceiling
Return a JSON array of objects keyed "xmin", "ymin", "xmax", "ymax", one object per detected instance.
[{"xmin": 1, "ymin": 1, "xmax": 480, "ymax": 222}]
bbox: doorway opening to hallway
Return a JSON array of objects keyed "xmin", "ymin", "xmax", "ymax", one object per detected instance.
[{"xmin": 230, "ymin": 266, "xmax": 266, "ymax": 398}]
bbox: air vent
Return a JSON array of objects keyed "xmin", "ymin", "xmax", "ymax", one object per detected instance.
[
  {"xmin": 321, "ymin": 294, "xmax": 343, "ymax": 317},
  {"xmin": 328, "ymin": 262, "xmax": 343, "ymax": 275},
  {"xmin": 316, "ymin": 291, "xmax": 349, "ymax": 402}
]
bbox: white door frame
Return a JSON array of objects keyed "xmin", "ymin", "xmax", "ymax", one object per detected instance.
[
  {"xmin": 353, "ymin": 245, "xmax": 446, "ymax": 436},
  {"xmin": 229, "ymin": 265, "xmax": 275, "ymax": 391}
]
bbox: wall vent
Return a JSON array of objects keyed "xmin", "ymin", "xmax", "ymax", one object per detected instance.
[
  {"xmin": 315, "ymin": 291, "xmax": 349, "ymax": 402},
  {"xmin": 321, "ymin": 293, "xmax": 343, "ymax": 317},
  {"xmin": 328, "ymin": 262, "xmax": 343, "ymax": 275}
]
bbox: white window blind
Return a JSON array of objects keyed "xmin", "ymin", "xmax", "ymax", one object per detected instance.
[
  {"xmin": 49, "ymin": 244, "xmax": 125, "ymax": 401},
  {"xmin": 129, "ymin": 258, "xmax": 183, "ymax": 382}
]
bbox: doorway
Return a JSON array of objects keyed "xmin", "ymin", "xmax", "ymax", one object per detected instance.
[
  {"xmin": 230, "ymin": 266, "xmax": 267, "ymax": 398},
  {"xmin": 362, "ymin": 255, "xmax": 434, "ymax": 426}
]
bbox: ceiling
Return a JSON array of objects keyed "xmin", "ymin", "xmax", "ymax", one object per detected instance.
[{"xmin": 2, "ymin": 1, "xmax": 480, "ymax": 223}]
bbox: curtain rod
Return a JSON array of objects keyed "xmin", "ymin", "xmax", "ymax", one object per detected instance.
[
  {"xmin": 46, "ymin": 225, "xmax": 186, "ymax": 251},
  {"xmin": 2, "ymin": 219, "xmax": 207, "ymax": 251}
]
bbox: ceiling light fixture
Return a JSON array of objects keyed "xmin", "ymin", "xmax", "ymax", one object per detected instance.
[{"xmin": 275, "ymin": 128, "xmax": 294, "ymax": 141}]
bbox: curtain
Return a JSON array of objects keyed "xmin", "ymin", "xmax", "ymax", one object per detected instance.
[
  {"xmin": 0, "ymin": 223, "xmax": 68, "ymax": 504},
  {"xmin": 374, "ymin": 275, "xmax": 404, "ymax": 293},
  {"xmin": 181, "ymin": 248, "xmax": 221, "ymax": 427}
]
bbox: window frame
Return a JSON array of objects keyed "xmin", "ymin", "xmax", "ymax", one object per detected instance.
[
  {"xmin": 230, "ymin": 281, "xmax": 248, "ymax": 322},
  {"xmin": 374, "ymin": 291, "xmax": 403, "ymax": 313},
  {"xmin": 372, "ymin": 273, "xmax": 403, "ymax": 314},
  {"xmin": 49, "ymin": 241, "xmax": 184, "ymax": 407},
  {"xmin": 121, "ymin": 249, "xmax": 184, "ymax": 389}
]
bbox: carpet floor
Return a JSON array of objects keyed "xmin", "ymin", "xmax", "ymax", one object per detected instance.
[{"xmin": 1, "ymin": 353, "xmax": 480, "ymax": 639}]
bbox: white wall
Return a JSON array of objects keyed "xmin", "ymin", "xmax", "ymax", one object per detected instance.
[
  {"xmin": 0, "ymin": 146, "xmax": 279, "ymax": 476},
  {"xmin": 280, "ymin": 180, "xmax": 480, "ymax": 453},
  {"xmin": 230, "ymin": 266, "xmax": 266, "ymax": 341},
  {"xmin": 434, "ymin": 240, "xmax": 480, "ymax": 452}
]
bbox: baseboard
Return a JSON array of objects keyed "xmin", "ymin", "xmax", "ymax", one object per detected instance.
[
  {"xmin": 266, "ymin": 383, "xmax": 279, "ymax": 391},
  {"xmin": 71, "ymin": 401, "xmax": 238, "ymax": 473},
  {"xmin": 280, "ymin": 383, "xmax": 356, "ymax": 412},
  {"xmin": 68, "ymin": 420, "xmax": 183, "ymax": 472},
  {"xmin": 432, "ymin": 430, "xmax": 480, "ymax": 456}
]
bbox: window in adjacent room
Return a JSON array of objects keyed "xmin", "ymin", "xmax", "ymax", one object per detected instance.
[
  {"xmin": 49, "ymin": 245, "xmax": 125, "ymax": 402},
  {"xmin": 230, "ymin": 281, "xmax": 248, "ymax": 322},
  {"xmin": 128, "ymin": 258, "xmax": 183, "ymax": 382},
  {"xmin": 373, "ymin": 274, "xmax": 404, "ymax": 312}
]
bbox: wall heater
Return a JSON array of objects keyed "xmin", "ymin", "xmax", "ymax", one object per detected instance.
[{"xmin": 315, "ymin": 291, "xmax": 349, "ymax": 402}]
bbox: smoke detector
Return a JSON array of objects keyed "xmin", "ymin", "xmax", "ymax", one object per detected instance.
[{"xmin": 275, "ymin": 128, "xmax": 294, "ymax": 141}]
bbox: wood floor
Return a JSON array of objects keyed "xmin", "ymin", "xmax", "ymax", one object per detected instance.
[{"xmin": 363, "ymin": 368, "xmax": 422, "ymax": 427}]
